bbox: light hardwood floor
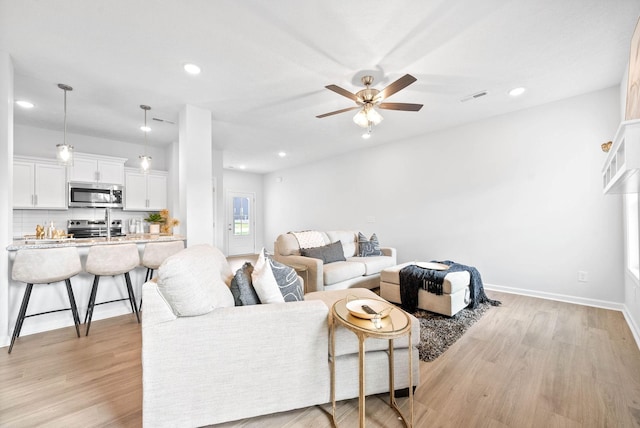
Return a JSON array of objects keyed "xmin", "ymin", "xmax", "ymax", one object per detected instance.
[{"xmin": 1, "ymin": 291, "xmax": 639, "ymax": 427}]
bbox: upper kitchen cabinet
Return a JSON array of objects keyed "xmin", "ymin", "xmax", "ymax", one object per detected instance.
[
  {"xmin": 124, "ymin": 168, "xmax": 168, "ymax": 211},
  {"xmin": 68, "ymin": 153, "xmax": 127, "ymax": 184},
  {"xmin": 14, "ymin": 156, "xmax": 67, "ymax": 210}
]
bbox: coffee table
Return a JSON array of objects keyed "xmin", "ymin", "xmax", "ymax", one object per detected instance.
[{"xmin": 330, "ymin": 297, "xmax": 413, "ymax": 427}]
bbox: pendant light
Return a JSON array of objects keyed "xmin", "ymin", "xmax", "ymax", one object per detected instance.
[
  {"xmin": 139, "ymin": 105, "xmax": 152, "ymax": 173},
  {"xmin": 56, "ymin": 83, "xmax": 74, "ymax": 166}
]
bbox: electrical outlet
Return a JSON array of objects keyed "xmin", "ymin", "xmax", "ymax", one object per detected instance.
[
  {"xmin": 366, "ymin": 216, "xmax": 376, "ymax": 223},
  {"xmin": 578, "ymin": 271, "xmax": 588, "ymax": 282}
]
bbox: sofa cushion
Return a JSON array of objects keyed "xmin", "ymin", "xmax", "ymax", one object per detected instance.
[
  {"xmin": 300, "ymin": 241, "xmax": 346, "ymax": 264},
  {"xmin": 346, "ymin": 255, "xmax": 396, "ymax": 276},
  {"xmin": 157, "ymin": 244, "xmax": 234, "ymax": 317},
  {"xmin": 230, "ymin": 262, "xmax": 260, "ymax": 306},
  {"xmin": 323, "ymin": 261, "xmax": 366, "ymax": 285},
  {"xmin": 267, "ymin": 257, "xmax": 304, "ymax": 302},
  {"xmin": 357, "ymin": 232, "xmax": 383, "ymax": 257},
  {"xmin": 252, "ymin": 249, "xmax": 285, "ymax": 303},
  {"xmin": 326, "ymin": 231, "xmax": 357, "ymax": 257}
]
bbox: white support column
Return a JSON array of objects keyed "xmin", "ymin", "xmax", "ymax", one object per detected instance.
[
  {"xmin": 0, "ymin": 51, "xmax": 14, "ymax": 347},
  {"xmin": 178, "ymin": 105, "xmax": 214, "ymax": 246}
]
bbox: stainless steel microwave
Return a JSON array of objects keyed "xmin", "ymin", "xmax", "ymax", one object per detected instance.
[{"xmin": 68, "ymin": 182, "xmax": 124, "ymax": 208}]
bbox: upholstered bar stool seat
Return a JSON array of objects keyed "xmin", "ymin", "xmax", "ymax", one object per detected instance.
[
  {"xmin": 142, "ymin": 241, "xmax": 185, "ymax": 282},
  {"xmin": 84, "ymin": 244, "xmax": 140, "ymax": 336},
  {"xmin": 9, "ymin": 247, "xmax": 83, "ymax": 353}
]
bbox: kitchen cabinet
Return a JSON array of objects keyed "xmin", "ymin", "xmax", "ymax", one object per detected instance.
[
  {"xmin": 124, "ymin": 169, "xmax": 167, "ymax": 211},
  {"xmin": 68, "ymin": 153, "xmax": 126, "ymax": 184},
  {"xmin": 13, "ymin": 157, "xmax": 67, "ymax": 209}
]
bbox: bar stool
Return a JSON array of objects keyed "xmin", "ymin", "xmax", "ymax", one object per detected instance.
[
  {"xmin": 84, "ymin": 244, "xmax": 140, "ymax": 336},
  {"xmin": 142, "ymin": 241, "xmax": 185, "ymax": 282},
  {"xmin": 9, "ymin": 247, "xmax": 82, "ymax": 353}
]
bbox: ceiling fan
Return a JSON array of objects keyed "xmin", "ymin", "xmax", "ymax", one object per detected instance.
[{"xmin": 316, "ymin": 74, "xmax": 423, "ymax": 130}]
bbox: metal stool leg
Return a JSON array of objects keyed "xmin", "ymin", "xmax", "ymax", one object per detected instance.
[
  {"xmin": 85, "ymin": 276, "xmax": 100, "ymax": 336},
  {"xmin": 124, "ymin": 272, "xmax": 140, "ymax": 323},
  {"xmin": 8, "ymin": 283, "xmax": 34, "ymax": 354},
  {"xmin": 64, "ymin": 278, "xmax": 81, "ymax": 337}
]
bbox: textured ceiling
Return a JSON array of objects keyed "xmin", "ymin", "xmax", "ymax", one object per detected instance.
[{"xmin": 1, "ymin": 0, "xmax": 639, "ymax": 173}]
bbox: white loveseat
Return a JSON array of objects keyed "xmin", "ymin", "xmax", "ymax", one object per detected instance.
[
  {"xmin": 273, "ymin": 230, "xmax": 397, "ymax": 293},
  {"xmin": 141, "ymin": 244, "xmax": 419, "ymax": 427}
]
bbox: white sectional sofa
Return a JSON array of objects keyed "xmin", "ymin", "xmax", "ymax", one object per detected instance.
[
  {"xmin": 273, "ymin": 230, "xmax": 397, "ymax": 293},
  {"xmin": 141, "ymin": 244, "xmax": 419, "ymax": 427}
]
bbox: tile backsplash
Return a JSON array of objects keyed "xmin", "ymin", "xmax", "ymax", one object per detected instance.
[{"xmin": 13, "ymin": 208, "xmax": 155, "ymax": 239}]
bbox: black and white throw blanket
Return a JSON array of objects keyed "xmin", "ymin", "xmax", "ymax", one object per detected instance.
[{"xmin": 399, "ymin": 261, "xmax": 501, "ymax": 313}]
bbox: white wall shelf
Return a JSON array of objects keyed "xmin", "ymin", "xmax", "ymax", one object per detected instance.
[{"xmin": 603, "ymin": 119, "xmax": 640, "ymax": 194}]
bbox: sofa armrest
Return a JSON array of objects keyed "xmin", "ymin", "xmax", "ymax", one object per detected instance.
[
  {"xmin": 381, "ymin": 247, "xmax": 397, "ymax": 263},
  {"xmin": 274, "ymin": 254, "xmax": 324, "ymax": 293}
]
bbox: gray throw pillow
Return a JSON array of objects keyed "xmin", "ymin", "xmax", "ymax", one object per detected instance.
[
  {"xmin": 266, "ymin": 258, "xmax": 304, "ymax": 302},
  {"xmin": 358, "ymin": 232, "xmax": 383, "ymax": 257},
  {"xmin": 230, "ymin": 262, "xmax": 260, "ymax": 305},
  {"xmin": 300, "ymin": 246, "xmax": 325, "ymax": 261},
  {"xmin": 323, "ymin": 240, "xmax": 346, "ymax": 264},
  {"xmin": 300, "ymin": 241, "xmax": 346, "ymax": 264}
]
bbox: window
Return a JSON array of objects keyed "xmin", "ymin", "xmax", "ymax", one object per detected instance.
[
  {"xmin": 232, "ymin": 196, "xmax": 250, "ymax": 236},
  {"xmin": 625, "ymin": 193, "xmax": 639, "ymax": 279}
]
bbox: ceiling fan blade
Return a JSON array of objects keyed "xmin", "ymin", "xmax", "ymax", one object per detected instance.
[
  {"xmin": 325, "ymin": 84, "xmax": 361, "ymax": 102},
  {"xmin": 378, "ymin": 74, "xmax": 418, "ymax": 100},
  {"xmin": 378, "ymin": 102, "xmax": 423, "ymax": 111},
  {"xmin": 316, "ymin": 106, "xmax": 360, "ymax": 118}
]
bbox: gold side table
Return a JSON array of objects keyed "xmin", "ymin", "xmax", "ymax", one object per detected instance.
[
  {"xmin": 287, "ymin": 263, "xmax": 309, "ymax": 293},
  {"xmin": 330, "ymin": 298, "xmax": 413, "ymax": 427}
]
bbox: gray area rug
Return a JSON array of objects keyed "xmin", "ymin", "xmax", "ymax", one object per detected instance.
[{"xmin": 414, "ymin": 302, "xmax": 491, "ymax": 362}]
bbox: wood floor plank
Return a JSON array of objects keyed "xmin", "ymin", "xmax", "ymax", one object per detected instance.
[{"xmin": 1, "ymin": 291, "xmax": 640, "ymax": 427}]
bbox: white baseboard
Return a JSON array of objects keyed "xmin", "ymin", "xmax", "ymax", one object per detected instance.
[
  {"xmin": 485, "ymin": 283, "xmax": 640, "ymax": 350},
  {"xmin": 622, "ymin": 305, "xmax": 640, "ymax": 351}
]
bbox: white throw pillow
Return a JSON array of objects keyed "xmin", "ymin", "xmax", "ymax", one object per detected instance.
[
  {"xmin": 157, "ymin": 244, "xmax": 234, "ymax": 316},
  {"xmin": 251, "ymin": 249, "xmax": 285, "ymax": 303}
]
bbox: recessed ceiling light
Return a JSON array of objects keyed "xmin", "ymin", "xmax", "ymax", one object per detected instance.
[
  {"xmin": 16, "ymin": 100, "xmax": 34, "ymax": 109},
  {"xmin": 183, "ymin": 63, "xmax": 201, "ymax": 75},
  {"xmin": 278, "ymin": 151, "xmax": 287, "ymax": 157},
  {"xmin": 238, "ymin": 165, "xmax": 246, "ymax": 170},
  {"xmin": 509, "ymin": 87, "xmax": 526, "ymax": 97}
]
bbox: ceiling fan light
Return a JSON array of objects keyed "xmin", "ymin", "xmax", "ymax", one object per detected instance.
[
  {"xmin": 366, "ymin": 107, "xmax": 383, "ymax": 125},
  {"xmin": 353, "ymin": 109, "xmax": 369, "ymax": 128}
]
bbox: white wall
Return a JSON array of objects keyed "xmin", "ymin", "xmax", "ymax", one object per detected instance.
[
  {"xmin": 264, "ymin": 87, "xmax": 623, "ymax": 304},
  {"xmin": 224, "ymin": 169, "xmax": 264, "ymax": 253}
]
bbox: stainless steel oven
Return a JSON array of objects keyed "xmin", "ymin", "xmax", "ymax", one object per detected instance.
[
  {"xmin": 68, "ymin": 182, "xmax": 124, "ymax": 208},
  {"xmin": 67, "ymin": 219, "xmax": 124, "ymax": 238}
]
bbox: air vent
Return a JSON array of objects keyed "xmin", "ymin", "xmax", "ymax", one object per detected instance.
[{"xmin": 460, "ymin": 90, "xmax": 488, "ymax": 103}]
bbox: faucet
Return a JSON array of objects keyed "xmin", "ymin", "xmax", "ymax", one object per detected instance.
[{"xmin": 105, "ymin": 207, "xmax": 111, "ymax": 241}]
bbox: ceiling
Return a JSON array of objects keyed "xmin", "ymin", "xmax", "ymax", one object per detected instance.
[{"xmin": 2, "ymin": 0, "xmax": 639, "ymax": 173}]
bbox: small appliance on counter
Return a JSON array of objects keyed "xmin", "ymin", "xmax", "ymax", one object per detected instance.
[{"xmin": 67, "ymin": 219, "xmax": 124, "ymax": 238}]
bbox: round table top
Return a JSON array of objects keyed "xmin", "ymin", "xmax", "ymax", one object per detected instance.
[{"xmin": 332, "ymin": 297, "xmax": 410, "ymax": 338}]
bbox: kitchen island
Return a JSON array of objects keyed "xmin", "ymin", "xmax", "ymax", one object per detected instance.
[
  {"xmin": 5, "ymin": 234, "xmax": 186, "ymax": 341},
  {"xmin": 6, "ymin": 233, "xmax": 185, "ymax": 251}
]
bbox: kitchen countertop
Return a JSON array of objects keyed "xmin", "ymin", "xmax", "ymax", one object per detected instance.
[{"xmin": 6, "ymin": 234, "xmax": 186, "ymax": 251}]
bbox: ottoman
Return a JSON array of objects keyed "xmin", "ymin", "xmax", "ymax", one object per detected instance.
[{"xmin": 380, "ymin": 262, "xmax": 470, "ymax": 316}]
